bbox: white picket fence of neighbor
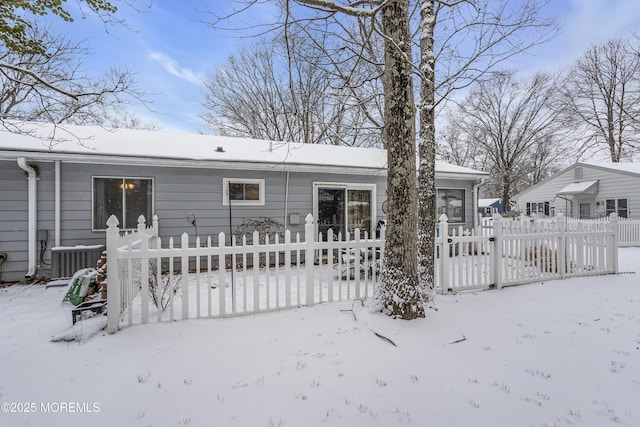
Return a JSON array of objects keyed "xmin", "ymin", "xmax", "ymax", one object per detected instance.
[
  {"xmin": 439, "ymin": 213, "xmax": 619, "ymax": 294},
  {"xmin": 479, "ymin": 215, "xmax": 640, "ymax": 247},
  {"xmin": 105, "ymin": 212, "xmax": 620, "ymax": 333}
]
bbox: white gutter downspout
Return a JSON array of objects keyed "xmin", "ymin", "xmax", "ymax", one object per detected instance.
[
  {"xmin": 17, "ymin": 157, "xmax": 37, "ymax": 279},
  {"xmin": 284, "ymin": 171, "xmax": 290, "ymax": 229},
  {"xmin": 55, "ymin": 160, "xmax": 61, "ymax": 246},
  {"xmin": 472, "ymin": 178, "xmax": 486, "ymax": 229}
]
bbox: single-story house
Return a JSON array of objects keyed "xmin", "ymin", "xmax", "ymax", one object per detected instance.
[
  {"xmin": 0, "ymin": 123, "xmax": 488, "ymax": 282},
  {"xmin": 513, "ymin": 162, "xmax": 640, "ymax": 219},
  {"xmin": 478, "ymin": 198, "xmax": 503, "ymax": 216}
]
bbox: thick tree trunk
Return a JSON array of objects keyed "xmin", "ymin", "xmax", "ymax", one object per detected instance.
[
  {"xmin": 375, "ymin": 0, "xmax": 423, "ymax": 319},
  {"xmin": 417, "ymin": 0, "xmax": 437, "ymax": 292}
]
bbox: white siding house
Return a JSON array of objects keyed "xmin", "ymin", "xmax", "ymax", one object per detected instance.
[{"xmin": 513, "ymin": 162, "xmax": 640, "ymax": 219}]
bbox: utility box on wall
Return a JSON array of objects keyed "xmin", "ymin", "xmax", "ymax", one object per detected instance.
[{"xmin": 289, "ymin": 213, "xmax": 301, "ymax": 226}]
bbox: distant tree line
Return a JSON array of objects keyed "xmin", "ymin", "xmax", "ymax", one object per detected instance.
[{"xmin": 437, "ymin": 34, "xmax": 640, "ymax": 210}]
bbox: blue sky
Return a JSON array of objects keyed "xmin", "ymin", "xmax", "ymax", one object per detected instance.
[{"xmin": 45, "ymin": 0, "xmax": 640, "ymax": 133}]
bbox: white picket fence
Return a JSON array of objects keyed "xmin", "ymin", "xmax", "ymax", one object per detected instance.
[
  {"xmin": 106, "ymin": 214, "xmax": 384, "ymax": 333},
  {"xmin": 437, "ymin": 213, "xmax": 619, "ymax": 294},
  {"xmin": 105, "ymin": 213, "xmax": 620, "ymax": 333},
  {"xmin": 479, "ymin": 215, "xmax": 640, "ymax": 247}
]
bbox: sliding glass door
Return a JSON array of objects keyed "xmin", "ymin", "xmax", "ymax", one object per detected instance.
[{"xmin": 314, "ymin": 183, "xmax": 375, "ymax": 240}]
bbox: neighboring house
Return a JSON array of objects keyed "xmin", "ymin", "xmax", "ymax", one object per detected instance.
[
  {"xmin": 0, "ymin": 123, "xmax": 488, "ymax": 282},
  {"xmin": 513, "ymin": 162, "xmax": 640, "ymax": 219},
  {"xmin": 478, "ymin": 198, "xmax": 503, "ymax": 216}
]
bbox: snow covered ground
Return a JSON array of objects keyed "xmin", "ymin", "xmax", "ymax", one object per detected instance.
[{"xmin": 1, "ymin": 249, "xmax": 639, "ymax": 427}]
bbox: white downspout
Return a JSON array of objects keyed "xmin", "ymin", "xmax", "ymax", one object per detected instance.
[
  {"xmin": 17, "ymin": 157, "xmax": 38, "ymax": 279},
  {"xmin": 472, "ymin": 178, "xmax": 486, "ymax": 229},
  {"xmin": 55, "ymin": 160, "xmax": 61, "ymax": 247},
  {"xmin": 284, "ymin": 171, "xmax": 290, "ymax": 229}
]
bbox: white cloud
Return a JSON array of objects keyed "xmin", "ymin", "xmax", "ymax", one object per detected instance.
[
  {"xmin": 148, "ymin": 51, "xmax": 204, "ymax": 85},
  {"xmin": 564, "ymin": 0, "xmax": 640, "ymax": 47}
]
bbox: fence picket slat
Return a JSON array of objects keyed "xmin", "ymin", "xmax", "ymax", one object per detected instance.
[
  {"xmin": 181, "ymin": 233, "xmax": 189, "ymax": 320},
  {"xmin": 218, "ymin": 232, "xmax": 226, "ymax": 317}
]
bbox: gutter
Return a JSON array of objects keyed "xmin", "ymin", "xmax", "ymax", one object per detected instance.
[
  {"xmin": 472, "ymin": 177, "xmax": 486, "ymax": 228},
  {"xmin": 17, "ymin": 157, "xmax": 38, "ymax": 279},
  {"xmin": 0, "ymin": 151, "xmax": 386, "ymax": 177},
  {"xmin": 55, "ymin": 160, "xmax": 61, "ymax": 246}
]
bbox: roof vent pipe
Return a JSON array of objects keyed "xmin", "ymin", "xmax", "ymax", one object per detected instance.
[{"xmin": 17, "ymin": 157, "xmax": 38, "ymax": 279}]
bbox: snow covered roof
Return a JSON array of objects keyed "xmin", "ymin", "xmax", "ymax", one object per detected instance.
[
  {"xmin": 0, "ymin": 123, "xmax": 488, "ymax": 178},
  {"xmin": 478, "ymin": 198, "xmax": 501, "ymax": 207},
  {"xmin": 581, "ymin": 162, "xmax": 640, "ymax": 176},
  {"xmin": 556, "ymin": 180, "xmax": 599, "ymax": 195}
]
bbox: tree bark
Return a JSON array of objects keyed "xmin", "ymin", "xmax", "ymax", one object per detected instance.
[
  {"xmin": 417, "ymin": 0, "xmax": 437, "ymax": 292},
  {"xmin": 376, "ymin": 0, "xmax": 423, "ymax": 319}
]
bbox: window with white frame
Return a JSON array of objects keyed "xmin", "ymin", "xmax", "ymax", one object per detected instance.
[
  {"xmin": 223, "ymin": 178, "xmax": 265, "ymax": 206},
  {"xmin": 605, "ymin": 198, "xmax": 628, "ymax": 218},
  {"xmin": 93, "ymin": 177, "xmax": 153, "ymax": 230},
  {"xmin": 526, "ymin": 201, "xmax": 550, "ymax": 216},
  {"xmin": 313, "ymin": 182, "xmax": 376, "ymax": 239},
  {"xmin": 437, "ymin": 188, "xmax": 465, "ymax": 223}
]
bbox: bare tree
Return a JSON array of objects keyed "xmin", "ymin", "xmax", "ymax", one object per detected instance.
[
  {"xmin": 417, "ymin": 0, "xmax": 558, "ymax": 289},
  {"xmin": 452, "ymin": 71, "xmax": 561, "ymax": 210},
  {"xmin": 1, "ymin": 2, "xmax": 149, "ymax": 136},
  {"xmin": 0, "ymin": 24, "xmax": 143, "ymax": 132},
  {"xmin": 376, "ymin": 0, "xmax": 421, "ymax": 318},
  {"xmin": 107, "ymin": 111, "xmax": 159, "ymax": 130},
  {"xmin": 437, "ymin": 118, "xmax": 487, "ymax": 170},
  {"xmin": 201, "ymin": 38, "xmax": 380, "ymax": 146},
  {"xmin": 209, "ymin": 0, "xmax": 422, "ymax": 318},
  {"xmin": 559, "ymin": 38, "xmax": 640, "ymax": 162},
  {"xmin": 206, "ymin": 0, "xmax": 558, "ymax": 312},
  {"xmin": 201, "ymin": 25, "xmax": 383, "ymax": 146}
]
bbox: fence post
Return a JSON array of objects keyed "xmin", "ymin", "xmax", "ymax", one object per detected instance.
[
  {"xmin": 137, "ymin": 215, "xmax": 146, "ymax": 235},
  {"xmin": 285, "ymin": 229, "xmax": 292, "ymax": 307},
  {"xmin": 609, "ymin": 213, "xmax": 619, "ymax": 274},
  {"xmin": 557, "ymin": 213, "xmax": 566, "ymax": 278},
  {"xmin": 106, "ymin": 215, "xmax": 120, "ymax": 334},
  {"xmin": 151, "ymin": 214, "xmax": 159, "ymax": 248},
  {"xmin": 181, "ymin": 232, "xmax": 189, "ymax": 319},
  {"xmin": 438, "ymin": 214, "xmax": 449, "ymax": 295},
  {"xmin": 305, "ymin": 214, "xmax": 315, "ymax": 306},
  {"xmin": 140, "ymin": 226, "xmax": 149, "ymax": 324},
  {"xmin": 152, "ymin": 214, "xmax": 159, "ymax": 232},
  {"xmin": 493, "ymin": 213, "xmax": 503, "ymax": 290},
  {"xmin": 218, "ymin": 231, "xmax": 227, "ymax": 316}
]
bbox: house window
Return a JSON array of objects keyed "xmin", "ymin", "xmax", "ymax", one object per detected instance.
[
  {"xmin": 437, "ymin": 189, "xmax": 465, "ymax": 223},
  {"xmin": 313, "ymin": 182, "xmax": 376, "ymax": 239},
  {"xmin": 605, "ymin": 198, "xmax": 628, "ymax": 218},
  {"xmin": 93, "ymin": 177, "xmax": 153, "ymax": 230},
  {"xmin": 223, "ymin": 178, "xmax": 265, "ymax": 206},
  {"xmin": 526, "ymin": 201, "xmax": 550, "ymax": 216}
]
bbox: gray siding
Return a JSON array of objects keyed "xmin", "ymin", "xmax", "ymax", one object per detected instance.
[
  {"xmin": 0, "ymin": 158, "xmax": 480, "ymax": 282},
  {"xmin": 0, "ymin": 160, "xmax": 29, "ymax": 283}
]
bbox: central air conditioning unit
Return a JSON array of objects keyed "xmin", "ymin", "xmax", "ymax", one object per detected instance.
[{"xmin": 51, "ymin": 245, "xmax": 104, "ymax": 279}]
